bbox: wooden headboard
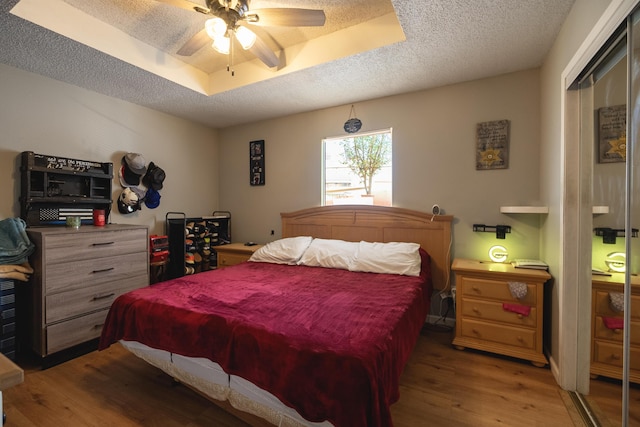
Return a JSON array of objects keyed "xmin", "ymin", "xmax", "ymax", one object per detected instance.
[{"xmin": 281, "ymin": 205, "xmax": 453, "ymax": 291}]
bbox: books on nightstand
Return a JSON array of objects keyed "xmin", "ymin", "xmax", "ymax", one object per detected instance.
[
  {"xmin": 591, "ymin": 268, "xmax": 612, "ymax": 276},
  {"xmin": 511, "ymin": 259, "xmax": 549, "ymax": 270}
]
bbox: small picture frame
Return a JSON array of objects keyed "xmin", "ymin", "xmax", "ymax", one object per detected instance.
[
  {"xmin": 250, "ymin": 140, "xmax": 265, "ymax": 186},
  {"xmin": 598, "ymin": 105, "xmax": 626, "ymax": 163},
  {"xmin": 476, "ymin": 120, "xmax": 509, "ymax": 170}
]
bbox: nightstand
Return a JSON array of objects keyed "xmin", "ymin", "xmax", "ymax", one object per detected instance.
[
  {"xmin": 590, "ymin": 273, "xmax": 640, "ymax": 383},
  {"xmin": 451, "ymin": 258, "xmax": 551, "ymax": 367},
  {"xmin": 215, "ymin": 243, "xmax": 263, "ymax": 268}
]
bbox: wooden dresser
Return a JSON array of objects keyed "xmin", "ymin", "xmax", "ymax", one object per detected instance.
[
  {"xmin": 452, "ymin": 258, "xmax": 551, "ymax": 367},
  {"xmin": 216, "ymin": 243, "xmax": 263, "ymax": 268},
  {"xmin": 25, "ymin": 224, "xmax": 148, "ymax": 358},
  {"xmin": 590, "ymin": 273, "xmax": 640, "ymax": 383}
]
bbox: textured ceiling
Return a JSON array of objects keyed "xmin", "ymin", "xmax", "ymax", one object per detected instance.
[{"xmin": 0, "ymin": 0, "xmax": 576, "ymax": 129}]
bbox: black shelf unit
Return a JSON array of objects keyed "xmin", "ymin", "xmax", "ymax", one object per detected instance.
[
  {"xmin": 165, "ymin": 211, "xmax": 231, "ymax": 279},
  {"xmin": 0, "ymin": 279, "xmax": 16, "ymax": 360},
  {"xmin": 20, "ymin": 151, "xmax": 113, "ymax": 226}
]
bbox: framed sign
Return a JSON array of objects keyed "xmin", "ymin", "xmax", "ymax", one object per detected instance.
[
  {"xmin": 250, "ymin": 140, "xmax": 265, "ymax": 186},
  {"xmin": 476, "ymin": 120, "xmax": 510, "ymax": 170},
  {"xmin": 598, "ymin": 105, "xmax": 626, "ymax": 163}
]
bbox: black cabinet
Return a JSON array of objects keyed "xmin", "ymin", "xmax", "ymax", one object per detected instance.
[
  {"xmin": 20, "ymin": 151, "xmax": 113, "ymax": 226},
  {"xmin": 165, "ymin": 211, "xmax": 231, "ymax": 279},
  {"xmin": 0, "ymin": 279, "xmax": 16, "ymax": 360}
]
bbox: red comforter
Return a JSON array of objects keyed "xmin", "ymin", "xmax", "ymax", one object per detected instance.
[{"xmin": 99, "ymin": 256, "xmax": 431, "ymax": 427}]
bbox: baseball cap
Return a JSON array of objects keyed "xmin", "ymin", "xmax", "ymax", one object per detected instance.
[
  {"xmin": 144, "ymin": 187, "xmax": 161, "ymax": 209},
  {"xmin": 119, "ymin": 153, "xmax": 147, "ymax": 187},
  {"xmin": 117, "ymin": 188, "xmax": 141, "ymax": 214},
  {"xmin": 142, "ymin": 162, "xmax": 166, "ymax": 191},
  {"xmin": 123, "ymin": 153, "xmax": 147, "ymax": 175}
]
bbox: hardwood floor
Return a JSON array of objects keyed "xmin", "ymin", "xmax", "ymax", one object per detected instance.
[
  {"xmin": 587, "ymin": 375, "xmax": 640, "ymax": 426},
  {"xmin": 3, "ymin": 326, "xmax": 578, "ymax": 427}
]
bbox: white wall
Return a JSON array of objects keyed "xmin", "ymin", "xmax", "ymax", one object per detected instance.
[
  {"xmin": 218, "ymin": 69, "xmax": 545, "ymax": 265},
  {"xmin": 0, "ymin": 63, "xmax": 220, "ymax": 235}
]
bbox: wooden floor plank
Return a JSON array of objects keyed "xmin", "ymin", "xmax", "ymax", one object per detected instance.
[{"xmin": 3, "ymin": 327, "xmax": 581, "ymax": 426}]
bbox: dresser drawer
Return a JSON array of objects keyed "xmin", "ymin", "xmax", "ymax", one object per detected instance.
[
  {"xmin": 47, "ymin": 309, "xmax": 109, "ymax": 354},
  {"xmin": 218, "ymin": 252, "xmax": 252, "ymax": 268},
  {"xmin": 459, "ymin": 318, "xmax": 536, "ymax": 350},
  {"xmin": 460, "ymin": 297, "xmax": 537, "ymax": 327},
  {"xmin": 459, "ymin": 276, "xmax": 537, "ymax": 305},
  {"xmin": 45, "ymin": 275, "xmax": 148, "ymax": 324},
  {"xmin": 45, "ymin": 251, "xmax": 148, "ymax": 294},
  {"xmin": 44, "ymin": 228, "xmax": 148, "ymax": 264},
  {"xmin": 593, "ymin": 341, "xmax": 640, "ymax": 370},
  {"xmin": 593, "ymin": 316, "xmax": 640, "ymax": 345},
  {"xmin": 593, "ymin": 291, "xmax": 640, "ymax": 319}
]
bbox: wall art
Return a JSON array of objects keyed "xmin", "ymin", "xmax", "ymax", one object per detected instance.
[
  {"xmin": 598, "ymin": 104, "xmax": 626, "ymax": 163},
  {"xmin": 476, "ymin": 120, "xmax": 510, "ymax": 170},
  {"xmin": 250, "ymin": 140, "xmax": 265, "ymax": 186}
]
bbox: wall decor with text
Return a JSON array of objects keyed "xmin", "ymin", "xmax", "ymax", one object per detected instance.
[
  {"xmin": 476, "ymin": 119, "xmax": 510, "ymax": 170},
  {"xmin": 598, "ymin": 104, "xmax": 626, "ymax": 163},
  {"xmin": 250, "ymin": 140, "xmax": 265, "ymax": 186}
]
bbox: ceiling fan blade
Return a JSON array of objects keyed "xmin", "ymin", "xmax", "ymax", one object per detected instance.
[
  {"xmin": 249, "ymin": 34, "xmax": 279, "ymax": 68},
  {"xmin": 177, "ymin": 28, "xmax": 210, "ymax": 56},
  {"xmin": 156, "ymin": 0, "xmax": 209, "ymax": 14},
  {"xmin": 249, "ymin": 8, "xmax": 326, "ymax": 27}
]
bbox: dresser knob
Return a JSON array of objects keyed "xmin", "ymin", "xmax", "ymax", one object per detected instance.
[
  {"xmin": 611, "ymin": 354, "xmax": 621, "ymax": 361},
  {"xmin": 613, "ymin": 329, "xmax": 621, "ymax": 334},
  {"xmin": 517, "ymin": 314, "xmax": 523, "ymax": 319},
  {"xmin": 472, "ymin": 328, "xmax": 479, "ymax": 335},
  {"xmin": 472, "ymin": 286, "xmax": 480, "ymax": 293},
  {"xmin": 517, "ymin": 336, "xmax": 524, "ymax": 342},
  {"xmin": 472, "ymin": 307, "xmax": 480, "ymax": 314}
]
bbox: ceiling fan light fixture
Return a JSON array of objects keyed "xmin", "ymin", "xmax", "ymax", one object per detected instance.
[
  {"xmin": 205, "ymin": 17, "xmax": 228, "ymax": 39},
  {"xmin": 235, "ymin": 26, "xmax": 257, "ymax": 50},
  {"xmin": 212, "ymin": 35, "xmax": 230, "ymax": 54},
  {"xmin": 217, "ymin": 0, "xmax": 239, "ymax": 10}
]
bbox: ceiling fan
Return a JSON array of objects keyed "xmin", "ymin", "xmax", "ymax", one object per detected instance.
[{"xmin": 159, "ymin": 0, "xmax": 326, "ymax": 74}]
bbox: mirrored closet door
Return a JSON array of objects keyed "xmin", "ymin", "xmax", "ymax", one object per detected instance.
[{"xmin": 576, "ymin": 7, "xmax": 639, "ymax": 426}]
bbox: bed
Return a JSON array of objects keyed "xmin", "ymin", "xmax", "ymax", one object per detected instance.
[{"xmin": 99, "ymin": 205, "xmax": 453, "ymax": 427}]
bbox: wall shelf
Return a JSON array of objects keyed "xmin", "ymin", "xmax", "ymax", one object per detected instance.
[
  {"xmin": 500, "ymin": 206, "xmax": 549, "ymax": 214},
  {"xmin": 500, "ymin": 206, "xmax": 608, "ymax": 214}
]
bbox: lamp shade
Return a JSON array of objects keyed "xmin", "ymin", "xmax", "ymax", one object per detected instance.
[
  {"xmin": 205, "ymin": 17, "xmax": 228, "ymax": 39},
  {"xmin": 212, "ymin": 35, "xmax": 230, "ymax": 54},
  {"xmin": 235, "ymin": 26, "xmax": 257, "ymax": 50}
]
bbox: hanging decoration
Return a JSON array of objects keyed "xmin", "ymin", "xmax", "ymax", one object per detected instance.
[{"xmin": 343, "ymin": 105, "xmax": 362, "ymax": 133}]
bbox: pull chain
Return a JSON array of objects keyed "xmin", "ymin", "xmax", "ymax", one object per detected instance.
[{"xmin": 227, "ymin": 30, "xmax": 235, "ymax": 76}]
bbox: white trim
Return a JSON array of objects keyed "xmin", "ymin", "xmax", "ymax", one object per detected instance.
[
  {"xmin": 564, "ymin": 0, "xmax": 639, "ymax": 89},
  {"xmin": 559, "ymin": 0, "xmax": 640, "ymax": 393}
]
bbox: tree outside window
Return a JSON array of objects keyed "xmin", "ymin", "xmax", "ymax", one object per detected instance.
[{"xmin": 323, "ymin": 129, "xmax": 392, "ymax": 206}]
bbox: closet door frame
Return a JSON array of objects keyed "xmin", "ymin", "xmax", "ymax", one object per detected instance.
[{"xmin": 560, "ymin": 0, "xmax": 638, "ymax": 394}]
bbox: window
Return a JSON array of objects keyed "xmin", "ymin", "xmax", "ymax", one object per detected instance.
[{"xmin": 322, "ymin": 129, "xmax": 392, "ymax": 206}]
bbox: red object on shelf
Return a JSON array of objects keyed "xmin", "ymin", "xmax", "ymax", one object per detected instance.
[
  {"xmin": 150, "ymin": 235, "xmax": 169, "ymax": 253},
  {"xmin": 150, "ymin": 250, "xmax": 169, "ymax": 263}
]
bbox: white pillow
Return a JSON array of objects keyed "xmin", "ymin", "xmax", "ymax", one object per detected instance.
[
  {"xmin": 297, "ymin": 238, "xmax": 359, "ymax": 270},
  {"xmin": 349, "ymin": 241, "xmax": 421, "ymax": 276},
  {"xmin": 248, "ymin": 236, "xmax": 313, "ymax": 265}
]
